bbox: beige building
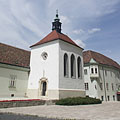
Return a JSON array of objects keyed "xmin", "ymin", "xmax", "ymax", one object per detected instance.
[{"xmin": 0, "ymin": 43, "xmax": 30, "ymax": 98}]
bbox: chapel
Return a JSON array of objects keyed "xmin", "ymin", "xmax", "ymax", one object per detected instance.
[{"xmin": 27, "ymin": 11, "xmax": 85, "ymax": 99}]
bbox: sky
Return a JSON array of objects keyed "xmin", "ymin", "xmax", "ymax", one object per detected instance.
[{"xmin": 0, "ymin": 0, "xmax": 120, "ymax": 64}]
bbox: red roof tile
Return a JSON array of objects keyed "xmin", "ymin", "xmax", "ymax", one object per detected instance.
[
  {"xmin": 30, "ymin": 30, "xmax": 83, "ymax": 49},
  {"xmin": 0, "ymin": 43, "xmax": 30, "ymax": 68},
  {"xmin": 83, "ymin": 50, "xmax": 120, "ymax": 69}
]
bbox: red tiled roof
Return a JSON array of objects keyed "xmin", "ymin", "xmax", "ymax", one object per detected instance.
[
  {"xmin": 83, "ymin": 50, "xmax": 120, "ymax": 69},
  {"xmin": 30, "ymin": 30, "xmax": 83, "ymax": 49},
  {"xmin": 0, "ymin": 43, "xmax": 30, "ymax": 68}
]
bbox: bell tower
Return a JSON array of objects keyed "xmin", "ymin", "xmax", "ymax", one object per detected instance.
[{"xmin": 52, "ymin": 10, "xmax": 62, "ymax": 33}]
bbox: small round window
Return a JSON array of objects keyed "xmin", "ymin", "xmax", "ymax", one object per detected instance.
[{"xmin": 41, "ymin": 52, "xmax": 48, "ymax": 60}]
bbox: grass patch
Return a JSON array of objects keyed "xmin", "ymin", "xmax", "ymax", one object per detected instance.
[{"xmin": 55, "ymin": 96, "xmax": 102, "ymax": 106}]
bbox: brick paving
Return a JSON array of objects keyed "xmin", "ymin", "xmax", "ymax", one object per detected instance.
[{"xmin": 0, "ymin": 102, "xmax": 120, "ymax": 120}]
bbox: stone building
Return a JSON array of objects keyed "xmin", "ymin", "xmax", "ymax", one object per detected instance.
[{"xmin": 83, "ymin": 50, "xmax": 120, "ymax": 101}]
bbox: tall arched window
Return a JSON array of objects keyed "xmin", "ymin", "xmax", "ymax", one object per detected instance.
[
  {"xmin": 71, "ymin": 54, "xmax": 76, "ymax": 78},
  {"xmin": 77, "ymin": 57, "xmax": 81, "ymax": 78},
  {"xmin": 64, "ymin": 53, "xmax": 68, "ymax": 77}
]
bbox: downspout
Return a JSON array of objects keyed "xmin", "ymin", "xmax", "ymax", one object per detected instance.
[{"xmin": 102, "ymin": 66, "xmax": 107, "ymax": 101}]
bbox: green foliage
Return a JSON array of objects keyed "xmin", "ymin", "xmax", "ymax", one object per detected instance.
[{"xmin": 55, "ymin": 96, "xmax": 102, "ymax": 105}]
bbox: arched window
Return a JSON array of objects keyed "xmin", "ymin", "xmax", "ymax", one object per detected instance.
[
  {"xmin": 64, "ymin": 53, "xmax": 69, "ymax": 77},
  {"xmin": 77, "ymin": 57, "xmax": 81, "ymax": 78},
  {"xmin": 71, "ymin": 54, "xmax": 76, "ymax": 78}
]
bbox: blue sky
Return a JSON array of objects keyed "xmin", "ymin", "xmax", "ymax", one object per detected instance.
[{"xmin": 0, "ymin": 0, "xmax": 120, "ymax": 64}]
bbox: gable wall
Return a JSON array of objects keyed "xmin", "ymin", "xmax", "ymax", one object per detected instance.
[{"xmin": 27, "ymin": 40, "xmax": 59, "ymax": 99}]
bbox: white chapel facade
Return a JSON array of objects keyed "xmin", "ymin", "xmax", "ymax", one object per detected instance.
[{"xmin": 27, "ymin": 12, "xmax": 85, "ymax": 99}]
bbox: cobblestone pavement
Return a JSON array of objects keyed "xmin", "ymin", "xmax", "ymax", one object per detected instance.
[
  {"xmin": 0, "ymin": 113, "xmax": 60, "ymax": 120},
  {"xmin": 0, "ymin": 102, "xmax": 120, "ymax": 120}
]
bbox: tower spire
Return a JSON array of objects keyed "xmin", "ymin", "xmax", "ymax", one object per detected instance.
[
  {"xmin": 52, "ymin": 10, "xmax": 62, "ymax": 33},
  {"xmin": 55, "ymin": 9, "xmax": 59, "ymax": 19}
]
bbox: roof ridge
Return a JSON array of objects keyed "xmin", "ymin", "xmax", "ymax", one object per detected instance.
[{"xmin": 54, "ymin": 30, "xmax": 60, "ymax": 39}]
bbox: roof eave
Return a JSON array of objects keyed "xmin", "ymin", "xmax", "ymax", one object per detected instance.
[
  {"xmin": 30, "ymin": 38, "xmax": 84, "ymax": 50},
  {"xmin": 0, "ymin": 62, "xmax": 30, "ymax": 70}
]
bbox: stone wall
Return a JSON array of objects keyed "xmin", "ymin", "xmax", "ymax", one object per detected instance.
[{"xmin": 0, "ymin": 99, "xmax": 56, "ymax": 108}]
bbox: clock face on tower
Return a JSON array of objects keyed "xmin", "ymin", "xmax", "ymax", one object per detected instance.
[{"xmin": 41, "ymin": 52, "xmax": 48, "ymax": 60}]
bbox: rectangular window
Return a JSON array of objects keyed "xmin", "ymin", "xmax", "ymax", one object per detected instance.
[
  {"xmin": 84, "ymin": 69, "xmax": 87, "ymax": 75},
  {"xmin": 105, "ymin": 70, "xmax": 107, "ymax": 76},
  {"xmin": 107, "ymin": 96, "xmax": 110, "ymax": 101},
  {"xmin": 9, "ymin": 75, "xmax": 16, "ymax": 88},
  {"xmin": 106, "ymin": 83, "xmax": 109, "ymax": 91},
  {"xmin": 85, "ymin": 83, "xmax": 89, "ymax": 90},
  {"xmin": 95, "ymin": 68, "xmax": 97, "ymax": 74},
  {"xmin": 91, "ymin": 68, "xmax": 94, "ymax": 74},
  {"xmin": 100, "ymin": 83, "xmax": 103, "ymax": 90},
  {"xmin": 112, "ymin": 83, "xmax": 114, "ymax": 91},
  {"xmin": 113, "ymin": 95, "xmax": 115, "ymax": 101},
  {"xmin": 101, "ymin": 96, "xmax": 104, "ymax": 101}
]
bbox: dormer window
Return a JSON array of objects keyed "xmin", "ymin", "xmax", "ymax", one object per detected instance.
[
  {"xmin": 90, "ymin": 65, "xmax": 99, "ymax": 78},
  {"xmin": 91, "ymin": 68, "xmax": 94, "ymax": 74},
  {"xmin": 95, "ymin": 68, "xmax": 97, "ymax": 74}
]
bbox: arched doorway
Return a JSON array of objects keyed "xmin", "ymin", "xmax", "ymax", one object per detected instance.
[
  {"xmin": 42, "ymin": 81, "xmax": 47, "ymax": 96},
  {"xmin": 39, "ymin": 77, "xmax": 48, "ymax": 97}
]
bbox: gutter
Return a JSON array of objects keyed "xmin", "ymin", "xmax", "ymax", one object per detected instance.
[{"xmin": 102, "ymin": 66, "xmax": 107, "ymax": 101}]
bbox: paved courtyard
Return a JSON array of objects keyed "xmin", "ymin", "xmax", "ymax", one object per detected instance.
[{"xmin": 0, "ymin": 102, "xmax": 120, "ymax": 120}]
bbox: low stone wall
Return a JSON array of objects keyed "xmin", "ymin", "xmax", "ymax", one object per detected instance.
[{"xmin": 0, "ymin": 99, "xmax": 57, "ymax": 108}]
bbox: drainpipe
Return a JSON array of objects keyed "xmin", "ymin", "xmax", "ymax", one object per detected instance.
[{"xmin": 102, "ymin": 66, "xmax": 107, "ymax": 101}]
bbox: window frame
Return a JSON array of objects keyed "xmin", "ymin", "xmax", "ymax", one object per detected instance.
[
  {"xmin": 84, "ymin": 69, "xmax": 87, "ymax": 75},
  {"xmin": 85, "ymin": 83, "xmax": 89, "ymax": 90},
  {"xmin": 106, "ymin": 83, "xmax": 109, "ymax": 91},
  {"xmin": 77, "ymin": 57, "xmax": 81, "ymax": 78},
  {"xmin": 64, "ymin": 53, "xmax": 69, "ymax": 77},
  {"xmin": 9, "ymin": 75, "xmax": 17, "ymax": 88},
  {"xmin": 71, "ymin": 54, "xmax": 76, "ymax": 78}
]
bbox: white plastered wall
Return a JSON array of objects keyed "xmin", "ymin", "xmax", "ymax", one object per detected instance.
[
  {"xmin": 84, "ymin": 66, "xmax": 98, "ymax": 98},
  {"xmin": 59, "ymin": 40, "xmax": 85, "ymax": 92},
  {"xmin": 27, "ymin": 40, "xmax": 59, "ymax": 99},
  {"xmin": 84, "ymin": 64, "xmax": 120, "ymax": 101}
]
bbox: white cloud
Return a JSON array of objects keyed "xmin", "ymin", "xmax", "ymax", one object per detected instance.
[
  {"xmin": 88, "ymin": 28, "xmax": 101, "ymax": 34},
  {"xmin": 60, "ymin": 15, "xmax": 70, "ymax": 24},
  {"xmin": 10, "ymin": 0, "xmax": 45, "ymax": 37},
  {"xmin": 74, "ymin": 39, "xmax": 86, "ymax": 48},
  {"xmin": 72, "ymin": 28, "xmax": 101, "ymax": 46},
  {"xmin": 73, "ymin": 29, "xmax": 85, "ymax": 35},
  {"xmin": 0, "ymin": 0, "xmax": 119, "ymax": 52}
]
